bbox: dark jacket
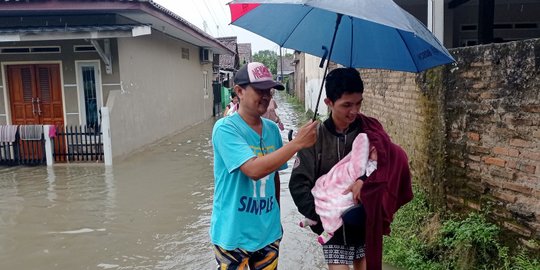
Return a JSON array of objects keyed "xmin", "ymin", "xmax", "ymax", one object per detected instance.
[
  {"xmin": 289, "ymin": 115, "xmax": 365, "ymax": 246},
  {"xmin": 290, "ymin": 113, "xmax": 413, "ymax": 270}
]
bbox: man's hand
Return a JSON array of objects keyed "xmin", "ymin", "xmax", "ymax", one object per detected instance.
[
  {"xmin": 343, "ymin": 180, "xmax": 364, "ymax": 204},
  {"xmin": 291, "ymin": 120, "xmax": 318, "ymax": 149}
]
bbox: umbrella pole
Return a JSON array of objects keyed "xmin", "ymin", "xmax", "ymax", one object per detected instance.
[{"xmin": 312, "ymin": 13, "xmax": 343, "ymax": 121}]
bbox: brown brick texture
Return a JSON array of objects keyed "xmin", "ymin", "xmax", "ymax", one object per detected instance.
[{"xmin": 359, "ymin": 38, "xmax": 540, "ymax": 243}]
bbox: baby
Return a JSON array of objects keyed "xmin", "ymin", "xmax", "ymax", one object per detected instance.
[{"xmin": 299, "ymin": 133, "xmax": 377, "ymax": 244}]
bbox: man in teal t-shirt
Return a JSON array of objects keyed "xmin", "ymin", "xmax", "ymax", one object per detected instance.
[{"xmin": 210, "ymin": 62, "xmax": 318, "ymax": 270}]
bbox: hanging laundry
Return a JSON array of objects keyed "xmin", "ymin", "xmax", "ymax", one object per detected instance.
[
  {"xmin": 20, "ymin": 125, "xmax": 43, "ymax": 140},
  {"xmin": 48, "ymin": 125, "xmax": 57, "ymax": 138},
  {"xmin": 0, "ymin": 125, "xmax": 19, "ymax": 143}
]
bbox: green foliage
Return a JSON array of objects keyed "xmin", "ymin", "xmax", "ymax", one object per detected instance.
[
  {"xmin": 513, "ymin": 248, "xmax": 540, "ymax": 270},
  {"xmin": 383, "ymin": 185, "xmax": 540, "ymax": 270},
  {"xmin": 383, "ymin": 187, "xmax": 444, "ymax": 270},
  {"xmin": 439, "ymin": 213, "xmax": 508, "ymax": 269},
  {"xmin": 253, "ymin": 50, "xmax": 278, "ymax": 75}
]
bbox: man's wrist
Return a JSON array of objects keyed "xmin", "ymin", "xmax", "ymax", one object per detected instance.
[{"xmin": 287, "ymin": 140, "xmax": 303, "ymax": 152}]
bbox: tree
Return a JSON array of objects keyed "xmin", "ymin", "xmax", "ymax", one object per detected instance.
[{"xmin": 253, "ymin": 50, "xmax": 278, "ymax": 76}]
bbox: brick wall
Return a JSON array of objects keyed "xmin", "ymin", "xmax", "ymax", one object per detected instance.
[{"xmin": 360, "ymin": 38, "xmax": 540, "ymax": 243}]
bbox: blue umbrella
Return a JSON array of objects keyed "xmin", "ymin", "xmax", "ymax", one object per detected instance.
[{"xmin": 229, "ymin": 0, "xmax": 455, "ymax": 118}]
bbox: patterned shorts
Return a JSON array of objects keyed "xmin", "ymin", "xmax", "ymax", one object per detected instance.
[
  {"xmin": 322, "ymin": 244, "xmax": 365, "ymax": 265},
  {"xmin": 213, "ymin": 239, "xmax": 280, "ymax": 270}
]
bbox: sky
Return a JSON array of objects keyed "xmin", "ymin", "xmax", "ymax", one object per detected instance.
[{"xmin": 154, "ymin": 0, "xmax": 283, "ymax": 53}]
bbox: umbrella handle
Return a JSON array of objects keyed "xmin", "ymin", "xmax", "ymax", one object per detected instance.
[
  {"xmin": 288, "ymin": 129, "xmax": 294, "ymax": 142},
  {"xmin": 319, "ymin": 46, "xmax": 328, "ymax": 68}
]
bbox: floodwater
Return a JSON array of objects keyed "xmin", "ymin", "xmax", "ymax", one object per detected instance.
[{"xmin": 0, "ymin": 93, "xmax": 396, "ymax": 269}]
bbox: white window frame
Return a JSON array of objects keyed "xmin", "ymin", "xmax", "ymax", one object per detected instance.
[{"xmin": 75, "ymin": 60, "xmax": 103, "ymax": 126}]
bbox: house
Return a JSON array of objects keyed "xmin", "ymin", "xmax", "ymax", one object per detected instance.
[
  {"xmin": 293, "ymin": 0, "xmax": 540, "ymax": 117},
  {"xmin": 215, "ymin": 37, "xmax": 252, "ymax": 87},
  {"xmin": 276, "ymin": 54, "xmax": 295, "ymax": 93},
  {"xmin": 0, "ymin": 0, "xmax": 234, "ymax": 160},
  {"xmin": 237, "ymin": 43, "xmax": 253, "ymax": 66},
  {"xmin": 394, "ymin": 0, "xmax": 540, "ymax": 48},
  {"xmin": 216, "ymin": 36, "xmax": 240, "ymax": 88}
]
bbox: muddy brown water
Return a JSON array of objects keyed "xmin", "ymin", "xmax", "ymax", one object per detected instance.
[{"xmin": 0, "ymin": 93, "xmax": 397, "ymax": 269}]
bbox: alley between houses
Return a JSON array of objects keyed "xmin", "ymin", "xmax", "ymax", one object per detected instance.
[{"xmin": 0, "ymin": 92, "xmax": 396, "ymax": 270}]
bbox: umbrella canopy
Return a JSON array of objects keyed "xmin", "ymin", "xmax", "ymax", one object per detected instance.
[{"xmin": 229, "ymin": 0, "xmax": 455, "ymax": 73}]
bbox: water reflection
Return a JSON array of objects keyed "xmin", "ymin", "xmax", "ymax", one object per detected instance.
[{"xmin": 46, "ymin": 167, "xmax": 57, "ymax": 202}]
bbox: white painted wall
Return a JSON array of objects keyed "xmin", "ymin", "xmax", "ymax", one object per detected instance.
[
  {"xmin": 303, "ymin": 54, "xmax": 329, "ymax": 118},
  {"xmin": 427, "ymin": 0, "xmax": 445, "ymax": 44}
]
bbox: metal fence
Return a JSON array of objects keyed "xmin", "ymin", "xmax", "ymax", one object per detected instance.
[
  {"xmin": 0, "ymin": 124, "xmax": 104, "ymax": 166},
  {"xmin": 0, "ymin": 133, "xmax": 46, "ymax": 166},
  {"xmin": 52, "ymin": 125, "xmax": 103, "ymax": 163}
]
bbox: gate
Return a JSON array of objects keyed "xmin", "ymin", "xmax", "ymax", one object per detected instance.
[
  {"xmin": 0, "ymin": 124, "xmax": 104, "ymax": 165},
  {"xmin": 52, "ymin": 125, "xmax": 103, "ymax": 162},
  {"xmin": 0, "ymin": 129, "xmax": 46, "ymax": 166}
]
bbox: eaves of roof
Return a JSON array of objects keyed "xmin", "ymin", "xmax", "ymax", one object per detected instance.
[
  {"xmin": 0, "ymin": 0, "xmax": 235, "ymax": 55},
  {"xmin": 0, "ymin": 24, "xmax": 151, "ymax": 41}
]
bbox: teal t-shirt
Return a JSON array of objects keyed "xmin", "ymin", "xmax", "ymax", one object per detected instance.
[{"xmin": 210, "ymin": 113, "xmax": 287, "ymax": 251}]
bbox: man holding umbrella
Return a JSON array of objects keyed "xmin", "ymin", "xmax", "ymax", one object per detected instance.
[
  {"xmin": 289, "ymin": 67, "xmax": 413, "ymax": 270},
  {"xmin": 210, "ymin": 62, "xmax": 319, "ymax": 270},
  {"xmin": 228, "ymin": 1, "xmax": 450, "ymax": 268}
]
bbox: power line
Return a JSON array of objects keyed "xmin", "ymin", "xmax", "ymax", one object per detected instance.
[
  {"xmin": 194, "ymin": 1, "xmax": 215, "ymax": 36},
  {"xmin": 201, "ymin": 0, "xmax": 221, "ymax": 36},
  {"xmin": 217, "ymin": 0, "xmax": 238, "ymax": 37},
  {"xmin": 206, "ymin": 0, "xmax": 223, "ymax": 25}
]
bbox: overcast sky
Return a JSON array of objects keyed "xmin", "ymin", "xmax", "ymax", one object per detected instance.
[{"xmin": 154, "ymin": 0, "xmax": 283, "ymax": 53}]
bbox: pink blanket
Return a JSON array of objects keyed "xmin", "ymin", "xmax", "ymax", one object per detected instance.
[{"xmin": 311, "ymin": 133, "xmax": 369, "ymax": 236}]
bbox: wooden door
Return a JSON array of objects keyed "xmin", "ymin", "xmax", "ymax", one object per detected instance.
[
  {"xmin": 7, "ymin": 64, "xmax": 64, "ymax": 126},
  {"xmin": 7, "ymin": 64, "xmax": 65, "ymax": 162},
  {"xmin": 35, "ymin": 64, "xmax": 64, "ymax": 127},
  {"xmin": 6, "ymin": 65, "xmax": 39, "ymax": 125}
]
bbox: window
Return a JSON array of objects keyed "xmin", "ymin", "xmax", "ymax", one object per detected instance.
[
  {"xmin": 203, "ymin": 71, "xmax": 208, "ymax": 96},
  {"xmin": 1, "ymin": 46, "xmax": 60, "ymax": 54},
  {"xmin": 515, "ymin": 23, "xmax": 538, "ymax": 29},
  {"xmin": 182, "ymin": 48, "xmax": 189, "ymax": 60},
  {"xmin": 31, "ymin": 47, "xmax": 61, "ymax": 53},
  {"xmin": 76, "ymin": 62, "xmax": 103, "ymax": 127},
  {"xmin": 74, "ymin": 45, "xmax": 97, "ymax": 52},
  {"xmin": 1, "ymin": 47, "xmax": 29, "ymax": 53}
]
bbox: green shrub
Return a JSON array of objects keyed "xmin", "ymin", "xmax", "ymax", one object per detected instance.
[
  {"xmin": 513, "ymin": 248, "xmax": 540, "ymax": 270},
  {"xmin": 439, "ymin": 212, "xmax": 509, "ymax": 269},
  {"xmin": 383, "ymin": 185, "xmax": 540, "ymax": 270}
]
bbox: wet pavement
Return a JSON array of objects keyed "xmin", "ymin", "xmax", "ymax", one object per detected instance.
[{"xmin": 0, "ymin": 92, "xmax": 396, "ymax": 269}]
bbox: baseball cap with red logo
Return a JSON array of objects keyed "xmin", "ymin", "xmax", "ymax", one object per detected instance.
[{"xmin": 234, "ymin": 62, "xmax": 284, "ymax": 90}]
